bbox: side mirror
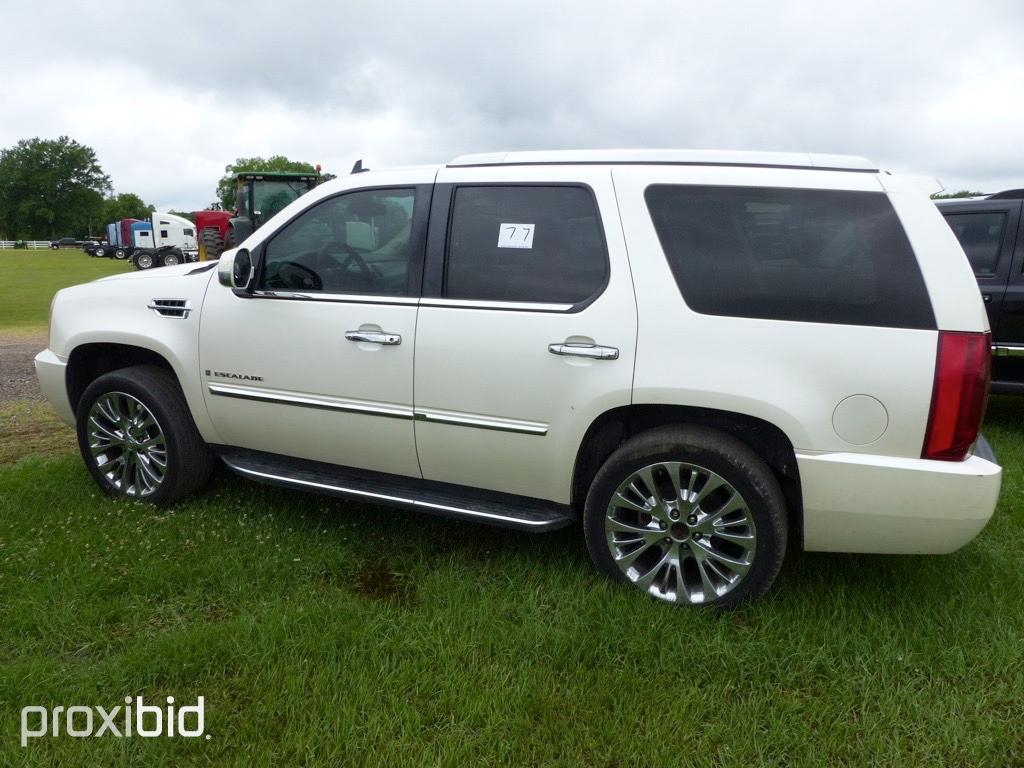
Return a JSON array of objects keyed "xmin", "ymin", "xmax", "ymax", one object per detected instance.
[{"xmin": 217, "ymin": 248, "xmax": 254, "ymax": 291}]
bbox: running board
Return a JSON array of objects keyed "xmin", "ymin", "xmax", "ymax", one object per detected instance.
[{"xmin": 215, "ymin": 447, "xmax": 575, "ymax": 532}]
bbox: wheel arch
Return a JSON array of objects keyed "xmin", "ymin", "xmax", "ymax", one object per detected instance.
[
  {"xmin": 65, "ymin": 342, "xmax": 177, "ymax": 415},
  {"xmin": 571, "ymin": 404, "xmax": 803, "ymax": 547}
]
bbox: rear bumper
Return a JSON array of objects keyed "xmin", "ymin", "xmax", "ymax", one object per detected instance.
[
  {"xmin": 798, "ymin": 440, "xmax": 1001, "ymax": 554},
  {"xmin": 34, "ymin": 349, "xmax": 75, "ymax": 427}
]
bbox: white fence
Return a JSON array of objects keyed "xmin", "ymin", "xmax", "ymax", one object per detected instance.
[{"xmin": 0, "ymin": 241, "xmax": 54, "ymax": 249}]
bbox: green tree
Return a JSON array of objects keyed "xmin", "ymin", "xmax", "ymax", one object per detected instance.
[
  {"xmin": 0, "ymin": 136, "xmax": 111, "ymax": 239},
  {"xmin": 217, "ymin": 155, "xmax": 317, "ymax": 210},
  {"xmin": 102, "ymin": 192, "xmax": 154, "ymax": 226},
  {"xmin": 931, "ymin": 190, "xmax": 986, "ymax": 199}
]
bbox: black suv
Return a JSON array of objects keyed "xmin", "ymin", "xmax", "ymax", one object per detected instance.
[
  {"xmin": 938, "ymin": 190, "xmax": 1024, "ymax": 393},
  {"xmin": 49, "ymin": 237, "xmax": 79, "ymax": 249}
]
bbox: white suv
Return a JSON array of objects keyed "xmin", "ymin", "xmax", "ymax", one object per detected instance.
[{"xmin": 35, "ymin": 150, "xmax": 1002, "ymax": 607}]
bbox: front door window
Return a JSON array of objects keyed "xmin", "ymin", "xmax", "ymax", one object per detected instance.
[{"xmin": 260, "ymin": 188, "xmax": 418, "ymax": 296}]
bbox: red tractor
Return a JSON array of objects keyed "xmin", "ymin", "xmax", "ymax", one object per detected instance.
[{"xmin": 196, "ymin": 171, "xmax": 320, "ymax": 261}]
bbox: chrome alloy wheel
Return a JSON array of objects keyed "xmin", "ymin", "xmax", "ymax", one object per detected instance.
[
  {"xmin": 86, "ymin": 392, "xmax": 168, "ymax": 497},
  {"xmin": 605, "ymin": 462, "xmax": 757, "ymax": 604}
]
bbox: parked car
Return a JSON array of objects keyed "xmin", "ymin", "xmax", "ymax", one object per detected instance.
[
  {"xmin": 937, "ymin": 191, "xmax": 1024, "ymax": 393},
  {"xmin": 35, "ymin": 149, "xmax": 1001, "ymax": 608},
  {"xmin": 49, "ymin": 237, "xmax": 79, "ymax": 249}
]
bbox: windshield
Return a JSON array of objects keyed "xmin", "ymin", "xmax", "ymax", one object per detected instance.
[{"xmin": 250, "ymin": 180, "xmax": 312, "ymax": 223}]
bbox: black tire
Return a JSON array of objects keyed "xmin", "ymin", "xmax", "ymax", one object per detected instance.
[
  {"xmin": 113, "ymin": 247, "xmax": 128, "ymax": 260},
  {"xmin": 76, "ymin": 366, "xmax": 215, "ymax": 506},
  {"xmin": 133, "ymin": 250, "xmax": 155, "ymax": 270},
  {"xmin": 160, "ymin": 249, "xmax": 182, "ymax": 267},
  {"xmin": 224, "ymin": 227, "xmax": 236, "ymax": 250},
  {"xmin": 201, "ymin": 227, "xmax": 226, "ymax": 260},
  {"xmin": 583, "ymin": 425, "xmax": 788, "ymax": 609},
  {"xmin": 94, "ymin": 246, "xmax": 106, "ymax": 258}
]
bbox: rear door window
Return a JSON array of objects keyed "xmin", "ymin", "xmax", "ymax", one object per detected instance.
[
  {"xmin": 645, "ymin": 184, "xmax": 936, "ymax": 329},
  {"xmin": 445, "ymin": 186, "xmax": 608, "ymax": 304},
  {"xmin": 942, "ymin": 211, "xmax": 1007, "ymax": 277}
]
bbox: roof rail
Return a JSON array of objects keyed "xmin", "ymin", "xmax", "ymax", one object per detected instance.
[
  {"xmin": 986, "ymin": 189, "xmax": 1024, "ymax": 200},
  {"xmin": 447, "ymin": 149, "xmax": 879, "ymax": 173}
]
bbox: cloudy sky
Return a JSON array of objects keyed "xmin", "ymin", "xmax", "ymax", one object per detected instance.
[{"xmin": 3, "ymin": 1, "xmax": 1022, "ymax": 210}]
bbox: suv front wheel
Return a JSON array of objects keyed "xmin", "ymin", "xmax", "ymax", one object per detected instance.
[
  {"xmin": 75, "ymin": 366, "xmax": 215, "ymax": 506},
  {"xmin": 584, "ymin": 426, "xmax": 788, "ymax": 608}
]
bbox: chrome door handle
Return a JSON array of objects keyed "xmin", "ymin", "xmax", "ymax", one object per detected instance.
[
  {"xmin": 548, "ymin": 343, "xmax": 619, "ymax": 360},
  {"xmin": 345, "ymin": 330, "xmax": 401, "ymax": 345}
]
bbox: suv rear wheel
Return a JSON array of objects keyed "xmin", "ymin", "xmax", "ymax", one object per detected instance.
[
  {"xmin": 584, "ymin": 425, "xmax": 787, "ymax": 608},
  {"xmin": 75, "ymin": 366, "xmax": 215, "ymax": 506}
]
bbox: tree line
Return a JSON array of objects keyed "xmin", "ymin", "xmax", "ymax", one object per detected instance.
[
  {"xmin": 0, "ymin": 137, "xmax": 153, "ymax": 240},
  {"xmin": 0, "ymin": 136, "xmax": 326, "ymax": 240}
]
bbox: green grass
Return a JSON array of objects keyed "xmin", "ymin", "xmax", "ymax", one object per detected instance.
[
  {"xmin": 0, "ymin": 250, "xmax": 129, "ymax": 331},
  {"xmin": 0, "ymin": 421, "xmax": 1019, "ymax": 768},
  {"xmin": 2, "ymin": 252, "xmax": 1023, "ymax": 764},
  {"xmin": 0, "ymin": 400, "xmax": 1022, "ymax": 765}
]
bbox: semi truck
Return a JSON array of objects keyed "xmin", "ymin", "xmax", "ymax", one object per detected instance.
[
  {"xmin": 129, "ymin": 212, "xmax": 199, "ymax": 269},
  {"xmin": 100, "ymin": 219, "xmax": 141, "ymax": 259},
  {"xmin": 96, "ymin": 213, "xmax": 199, "ymax": 269}
]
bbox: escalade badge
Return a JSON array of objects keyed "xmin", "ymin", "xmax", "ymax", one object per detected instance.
[{"xmin": 204, "ymin": 370, "xmax": 264, "ymax": 382}]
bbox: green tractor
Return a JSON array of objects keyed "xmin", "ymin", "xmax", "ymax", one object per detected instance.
[{"xmin": 197, "ymin": 171, "xmax": 319, "ymax": 261}]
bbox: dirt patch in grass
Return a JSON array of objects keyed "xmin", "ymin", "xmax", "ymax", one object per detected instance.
[
  {"xmin": 0, "ymin": 399, "xmax": 75, "ymax": 464},
  {"xmin": 0, "ymin": 330, "xmax": 74, "ymax": 464},
  {"xmin": 349, "ymin": 561, "xmax": 417, "ymax": 604},
  {"xmin": 0, "ymin": 329, "xmax": 46, "ymax": 401}
]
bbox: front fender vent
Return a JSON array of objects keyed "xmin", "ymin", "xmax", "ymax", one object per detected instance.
[{"xmin": 147, "ymin": 298, "xmax": 192, "ymax": 318}]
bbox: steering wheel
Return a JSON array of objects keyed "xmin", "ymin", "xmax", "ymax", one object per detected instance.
[
  {"xmin": 276, "ymin": 261, "xmax": 322, "ymax": 291},
  {"xmin": 316, "ymin": 240, "xmax": 383, "ymax": 281}
]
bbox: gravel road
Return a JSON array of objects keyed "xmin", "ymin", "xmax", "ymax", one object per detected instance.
[{"xmin": 1, "ymin": 331, "xmax": 46, "ymax": 401}]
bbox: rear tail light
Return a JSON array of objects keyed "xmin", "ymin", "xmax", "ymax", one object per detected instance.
[{"xmin": 922, "ymin": 331, "xmax": 991, "ymax": 461}]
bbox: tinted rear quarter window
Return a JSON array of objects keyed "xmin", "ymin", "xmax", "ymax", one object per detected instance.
[
  {"xmin": 941, "ymin": 211, "xmax": 1007, "ymax": 277},
  {"xmin": 445, "ymin": 186, "xmax": 607, "ymax": 304},
  {"xmin": 645, "ymin": 185, "xmax": 936, "ymax": 329}
]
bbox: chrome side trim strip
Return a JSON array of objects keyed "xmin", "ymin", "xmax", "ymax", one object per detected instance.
[
  {"xmin": 412, "ymin": 498, "xmax": 552, "ymax": 526},
  {"xmin": 250, "ymin": 291, "xmax": 573, "ymax": 312},
  {"xmin": 251, "ymin": 290, "xmax": 419, "ymax": 306},
  {"xmin": 414, "ymin": 410, "xmax": 548, "ymax": 436},
  {"xmin": 419, "ymin": 297, "xmax": 573, "ymax": 312},
  {"xmin": 229, "ymin": 463, "xmax": 412, "ymax": 505},
  {"xmin": 207, "ymin": 384, "xmax": 548, "ymax": 435},
  {"xmin": 207, "ymin": 383, "xmax": 414, "ymax": 419},
  {"xmin": 992, "ymin": 345, "xmax": 1024, "ymax": 358},
  {"xmin": 226, "ymin": 463, "xmax": 555, "ymax": 528}
]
